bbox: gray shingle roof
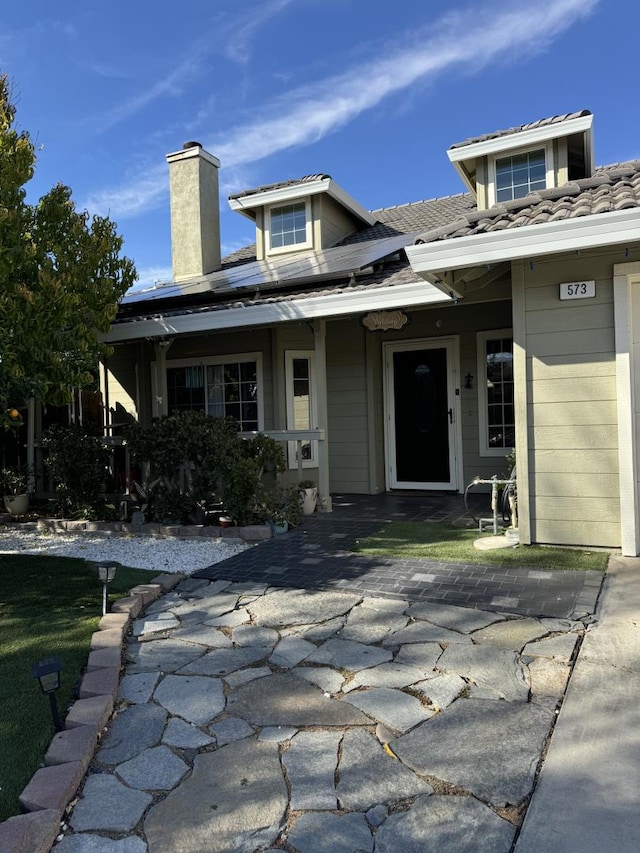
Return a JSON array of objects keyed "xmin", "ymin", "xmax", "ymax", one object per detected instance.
[
  {"xmin": 449, "ymin": 110, "xmax": 591, "ymax": 151},
  {"xmin": 414, "ymin": 160, "xmax": 640, "ymax": 245}
]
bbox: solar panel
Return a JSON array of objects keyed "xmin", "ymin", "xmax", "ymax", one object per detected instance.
[{"xmin": 121, "ymin": 232, "xmax": 417, "ymax": 307}]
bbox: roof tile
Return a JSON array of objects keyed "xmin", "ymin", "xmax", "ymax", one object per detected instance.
[{"xmin": 449, "ymin": 110, "xmax": 591, "ymax": 150}]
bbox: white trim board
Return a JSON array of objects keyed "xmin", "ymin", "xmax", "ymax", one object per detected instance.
[
  {"xmin": 406, "ymin": 208, "xmax": 640, "ymax": 278},
  {"xmin": 104, "ymin": 281, "xmax": 453, "ymax": 343},
  {"xmin": 447, "ymin": 114, "xmax": 593, "ymax": 164}
]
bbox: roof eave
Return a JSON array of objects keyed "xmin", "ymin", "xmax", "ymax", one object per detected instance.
[
  {"xmin": 228, "ymin": 177, "xmax": 375, "ymax": 226},
  {"xmin": 406, "ymin": 207, "xmax": 640, "ymax": 277},
  {"xmin": 103, "ymin": 280, "xmax": 452, "ymax": 343},
  {"xmin": 447, "ymin": 113, "xmax": 594, "ymax": 164}
]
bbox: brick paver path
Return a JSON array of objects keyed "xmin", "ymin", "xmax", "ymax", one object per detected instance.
[{"xmin": 195, "ymin": 494, "xmax": 603, "ymax": 619}]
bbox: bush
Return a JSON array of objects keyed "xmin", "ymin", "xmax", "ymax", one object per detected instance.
[
  {"xmin": 42, "ymin": 423, "xmax": 112, "ymax": 518},
  {"xmin": 124, "ymin": 413, "xmax": 287, "ymax": 526}
]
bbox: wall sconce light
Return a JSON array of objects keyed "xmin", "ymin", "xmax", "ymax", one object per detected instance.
[
  {"xmin": 465, "ymin": 373, "xmax": 474, "ymax": 389},
  {"xmin": 95, "ymin": 561, "xmax": 119, "ymax": 616},
  {"xmin": 31, "ymin": 657, "xmax": 63, "ymax": 732}
]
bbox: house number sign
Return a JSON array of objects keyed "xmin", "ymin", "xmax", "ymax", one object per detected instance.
[{"xmin": 559, "ymin": 280, "xmax": 595, "ymax": 300}]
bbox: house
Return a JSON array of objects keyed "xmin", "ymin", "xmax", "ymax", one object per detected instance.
[{"xmin": 102, "ymin": 111, "xmax": 640, "ymax": 555}]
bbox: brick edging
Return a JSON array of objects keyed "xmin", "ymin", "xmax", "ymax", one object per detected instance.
[{"xmin": 0, "ymin": 572, "xmax": 184, "ymax": 853}]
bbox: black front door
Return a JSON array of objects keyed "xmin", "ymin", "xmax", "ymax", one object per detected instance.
[{"xmin": 387, "ymin": 342, "xmax": 457, "ymax": 489}]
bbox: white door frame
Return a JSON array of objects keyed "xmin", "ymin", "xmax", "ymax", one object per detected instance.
[
  {"xmin": 383, "ymin": 336, "xmax": 463, "ymax": 491},
  {"xmin": 614, "ymin": 262, "xmax": 640, "ymax": 555}
]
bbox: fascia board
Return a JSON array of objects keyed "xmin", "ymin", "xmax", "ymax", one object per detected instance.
[
  {"xmin": 406, "ymin": 207, "xmax": 640, "ymax": 274},
  {"xmin": 326, "ymin": 181, "xmax": 376, "ymax": 225},
  {"xmin": 228, "ymin": 179, "xmax": 330, "ymax": 212},
  {"xmin": 447, "ymin": 114, "xmax": 594, "ymax": 164},
  {"xmin": 104, "ymin": 281, "xmax": 452, "ymax": 343},
  {"xmin": 229, "ymin": 178, "xmax": 375, "ymax": 226}
]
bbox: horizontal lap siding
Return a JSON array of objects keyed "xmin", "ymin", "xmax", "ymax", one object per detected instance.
[
  {"xmin": 327, "ymin": 319, "xmax": 369, "ymax": 492},
  {"xmin": 523, "ymin": 253, "xmax": 620, "ymax": 547}
]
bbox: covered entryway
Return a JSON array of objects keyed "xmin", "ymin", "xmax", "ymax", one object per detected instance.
[{"xmin": 384, "ymin": 338, "xmax": 461, "ymax": 491}]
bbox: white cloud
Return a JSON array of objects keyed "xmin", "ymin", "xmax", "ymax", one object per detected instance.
[
  {"xmin": 86, "ymin": 0, "xmax": 599, "ymax": 219},
  {"xmin": 225, "ymin": 0, "xmax": 297, "ymax": 64},
  {"xmin": 128, "ymin": 264, "xmax": 173, "ymax": 292}
]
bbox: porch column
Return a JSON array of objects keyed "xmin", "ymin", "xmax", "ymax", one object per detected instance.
[
  {"xmin": 313, "ymin": 319, "xmax": 332, "ymax": 512},
  {"xmin": 153, "ymin": 339, "xmax": 173, "ymax": 417}
]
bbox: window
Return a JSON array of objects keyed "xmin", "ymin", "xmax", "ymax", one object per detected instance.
[
  {"xmin": 266, "ymin": 200, "xmax": 312, "ymax": 254},
  {"xmin": 495, "ymin": 148, "xmax": 547, "ymax": 202},
  {"xmin": 477, "ymin": 330, "xmax": 514, "ymax": 456},
  {"xmin": 165, "ymin": 355, "xmax": 262, "ymax": 431},
  {"xmin": 285, "ymin": 351, "xmax": 317, "ymax": 468}
]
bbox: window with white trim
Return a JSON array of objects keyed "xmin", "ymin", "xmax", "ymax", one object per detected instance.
[
  {"xmin": 488, "ymin": 143, "xmax": 553, "ymax": 207},
  {"xmin": 266, "ymin": 200, "xmax": 312, "ymax": 254},
  {"xmin": 477, "ymin": 330, "xmax": 514, "ymax": 456},
  {"xmin": 166, "ymin": 354, "xmax": 262, "ymax": 431},
  {"xmin": 285, "ymin": 350, "xmax": 317, "ymax": 468}
]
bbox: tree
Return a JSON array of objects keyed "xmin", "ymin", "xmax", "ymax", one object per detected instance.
[{"xmin": 0, "ymin": 75, "xmax": 136, "ymax": 428}]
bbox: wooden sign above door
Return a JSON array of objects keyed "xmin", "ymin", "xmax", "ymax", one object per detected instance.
[{"xmin": 362, "ymin": 310, "xmax": 409, "ymax": 332}]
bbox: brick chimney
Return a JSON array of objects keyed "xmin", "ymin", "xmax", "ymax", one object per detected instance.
[{"xmin": 166, "ymin": 141, "xmax": 221, "ymax": 281}]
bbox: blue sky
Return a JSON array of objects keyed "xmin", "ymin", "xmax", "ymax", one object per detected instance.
[{"xmin": 0, "ymin": 0, "xmax": 635, "ymax": 291}]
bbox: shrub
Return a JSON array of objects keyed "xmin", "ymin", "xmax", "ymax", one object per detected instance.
[
  {"xmin": 41, "ymin": 423, "xmax": 112, "ymax": 518},
  {"xmin": 124, "ymin": 413, "xmax": 287, "ymax": 526}
]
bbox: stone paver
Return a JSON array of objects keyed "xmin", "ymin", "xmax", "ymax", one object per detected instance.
[
  {"xmin": 153, "ymin": 673, "xmax": 225, "ymax": 724},
  {"xmin": 287, "ymin": 811, "xmax": 374, "ymax": 853},
  {"xmin": 336, "ymin": 728, "xmax": 432, "ymax": 809},
  {"xmin": 54, "ymin": 505, "xmax": 600, "ymax": 853},
  {"xmin": 282, "ymin": 730, "xmax": 342, "ymax": 810},
  {"xmin": 69, "ymin": 775, "xmax": 152, "ymax": 832},
  {"xmin": 97, "ymin": 703, "xmax": 167, "ymax": 764},
  {"xmin": 392, "ymin": 698, "xmax": 554, "ymax": 806},
  {"xmin": 144, "ymin": 740, "xmax": 287, "ymax": 853},
  {"xmin": 374, "ymin": 794, "xmax": 516, "ymax": 853},
  {"xmin": 116, "ymin": 745, "xmax": 189, "ymax": 790}
]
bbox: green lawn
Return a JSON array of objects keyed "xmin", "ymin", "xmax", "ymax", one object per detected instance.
[
  {"xmin": 352, "ymin": 522, "xmax": 611, "ymax": 572},
  {"xmin": 0, "ymin": 555, "xmax": 155, "ymax": 821}
]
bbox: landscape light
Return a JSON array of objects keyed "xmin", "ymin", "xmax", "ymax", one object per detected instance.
[
  {"xmin": 31, "ymin": 657, "xmax": 63, "ymax": 732},
  {"xmin": 95, "ymin": 561, "xmax": 118, "ymax": 616}
]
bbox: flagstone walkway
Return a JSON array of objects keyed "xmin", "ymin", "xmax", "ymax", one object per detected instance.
[{"xmin": 55, "ymin": 574, "xmax": 592, "ymax": 852}]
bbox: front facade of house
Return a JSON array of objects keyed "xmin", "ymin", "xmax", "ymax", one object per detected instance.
[{"xmin": 104, "ymin": 113, "xmax": 640, "ymax": 555}]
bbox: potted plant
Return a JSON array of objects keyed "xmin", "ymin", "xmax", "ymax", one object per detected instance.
[
  {"xmin": 298, "ymin": 479, "xmax": 318, "ymax": 515},
  {"xmin": 1, "ymin": 465, "xmax": 31, "ymax": 516}
]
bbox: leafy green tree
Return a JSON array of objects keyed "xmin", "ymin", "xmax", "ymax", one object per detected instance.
[{"xmin": 0, "ymin": 74, "xmax": 136, "ymax": 427}]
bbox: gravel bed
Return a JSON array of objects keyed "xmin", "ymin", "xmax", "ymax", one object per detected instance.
[{"xmin": 0, "ymin": 528, "xmax": 251, "ymax": 575}]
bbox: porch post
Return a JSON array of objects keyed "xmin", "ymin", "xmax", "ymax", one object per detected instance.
[
  {"xmin": 313, "ymin": 319, "xmax": 332, "ymax": 512},
  {"xmin": 153, "ymin": 340, "xmax": 173, "ymax": 417}
]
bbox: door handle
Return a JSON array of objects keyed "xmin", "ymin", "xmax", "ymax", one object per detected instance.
[{"xmin": 448, "ymin": 408, "xmax": 453, "ymax": 424}]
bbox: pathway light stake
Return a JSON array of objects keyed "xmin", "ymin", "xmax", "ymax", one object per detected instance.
[
  {"xmin": 95, "ymin": 561, "xmax": 118, "ymax": 616},
  {"xmin": 31, "ymin": 657, "xmax": 63, "ymax": 732}
]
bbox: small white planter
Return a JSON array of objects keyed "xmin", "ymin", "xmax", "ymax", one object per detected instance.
[
  {"xmin": 300, "ymin": 487, "xmax": 318, "ymax": 516},
  {"xmin": 4, "ymin": 493, "xmax": 30, "ymax": 516}
]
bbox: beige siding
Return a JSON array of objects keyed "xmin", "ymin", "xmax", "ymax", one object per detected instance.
[
  {"xmin": 520, "ymin": 250, "xmax": 620, "ymax": 547},
  {"xmin": 326, "ymin": 318, "xmax": 369, "ymax": 492},
  {"xmin": 318, "ymin": 196, "xmax": 359, "ymax": 248},
  {"xmin": 105, "ymin": 344, "xmax": 140, "ymax": 425}
]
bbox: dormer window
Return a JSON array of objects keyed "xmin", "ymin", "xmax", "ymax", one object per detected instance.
[
  {"xmin": 268, "ymin": 201, "xmax": 311, "ymax": 252},
  {"xmin": 446, "ymin": 111, "xmax": 594, "ymax": 212},
  {"xmin": 495, "ymin": 148, "xmax": 547, "ymax": 202},
  {"xmin": 487, "ymin": 143, "xmax": 553, "ymax": 208}
]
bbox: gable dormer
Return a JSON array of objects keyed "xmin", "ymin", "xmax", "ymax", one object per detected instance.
[
  {"xmin": 447, "ymin": 111, "xmax": 594, "ymax": 211},
  {"xmin": 229, "ymin": 174, "xmax": 375, "ymax": 261}
]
